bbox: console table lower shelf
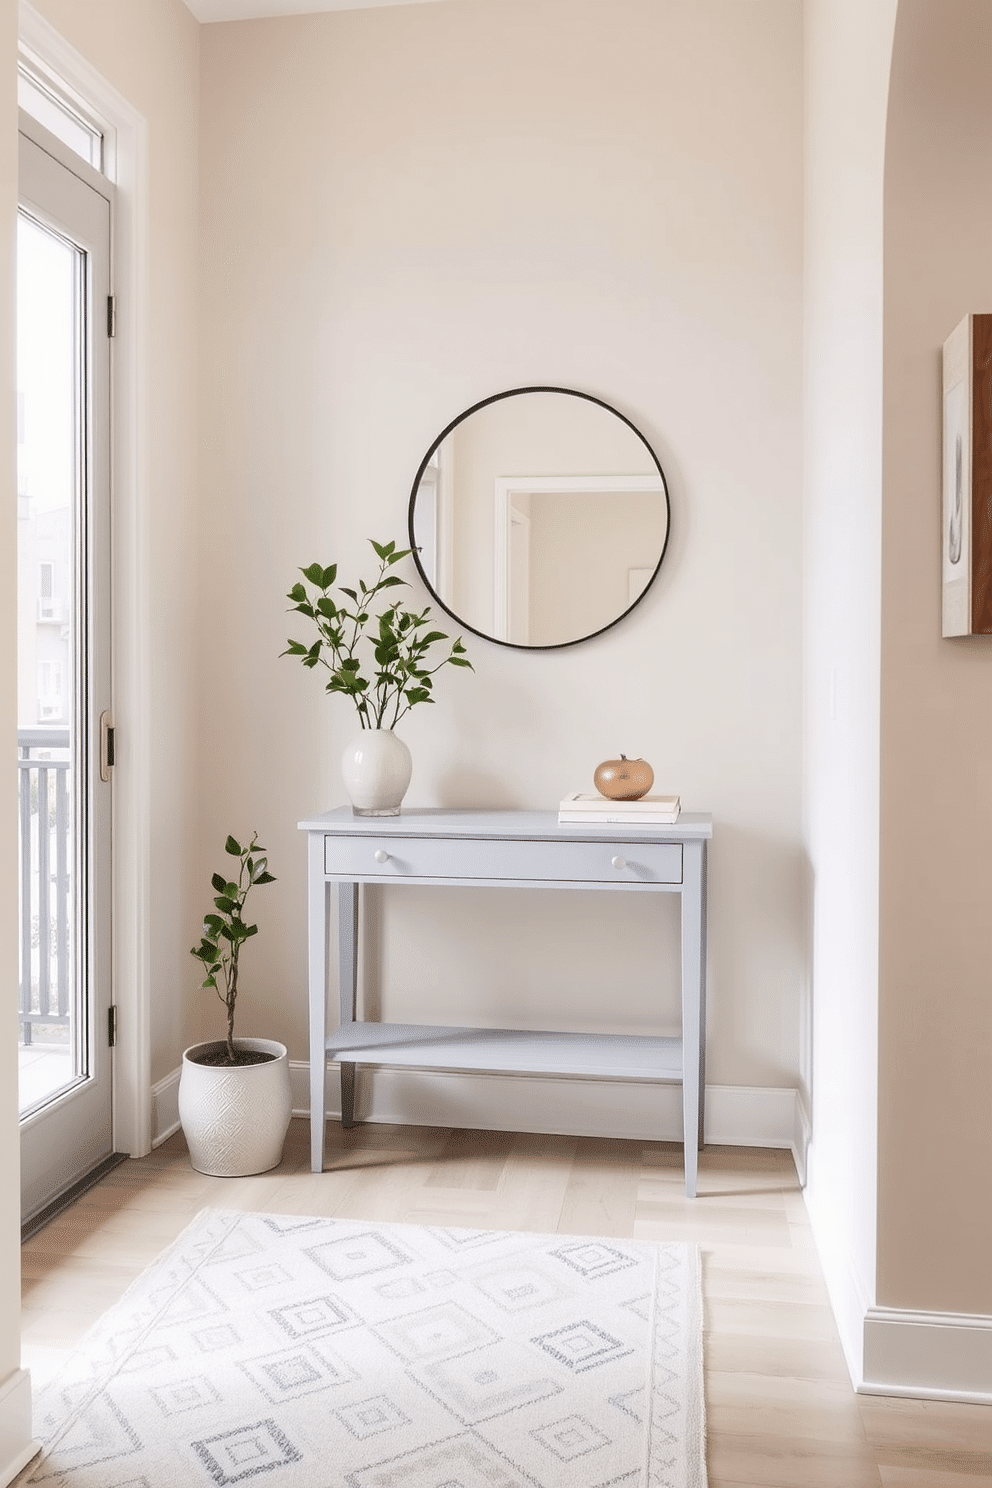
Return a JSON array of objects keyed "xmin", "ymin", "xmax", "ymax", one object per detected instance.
[
  {"xmin": 326, "ymin": 1022, "xmax": 684, "ymax": 1080},
  {"xmin": 301, "ymin": 806, "xmax": 712, "ymax": 1197}
]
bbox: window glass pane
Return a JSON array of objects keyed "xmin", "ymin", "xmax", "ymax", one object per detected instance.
[
  {"xmin": 18, "ymin": 69, "xmax": 103, "ymax": 171},
  {"xmin": 17, "ymin": 210, "xmax": 82, "ymax": 1114}
]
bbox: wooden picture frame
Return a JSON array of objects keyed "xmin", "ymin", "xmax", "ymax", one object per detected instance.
[{"xmin": 942, "ymin": 312, "xmax": 992, "ymax": 635}]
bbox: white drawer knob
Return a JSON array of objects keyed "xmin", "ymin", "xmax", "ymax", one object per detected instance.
[
  {"xmin": 611, "ymin": 855, "xmax": 626, "ymax": 870},
  {"xmin": 374, "ymin": 849, "xmax": 389, "ymax": 864}
]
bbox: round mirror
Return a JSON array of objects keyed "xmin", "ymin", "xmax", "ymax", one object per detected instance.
[{"xmin": 408, "ymin": 387, "xmax": 671, "ymax": 649}]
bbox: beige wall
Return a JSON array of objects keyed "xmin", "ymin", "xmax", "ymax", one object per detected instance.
[
  {"xmin": 198, "ymin": 0, "xmax": 805, "ymax": 1099},
  {"xmin": 29, "ymin": 0, "xmax": 201, "ymax": 1086},
  {"xmin": 879, "ymin": 0, "xmax": 992, "ymax": 1315}
]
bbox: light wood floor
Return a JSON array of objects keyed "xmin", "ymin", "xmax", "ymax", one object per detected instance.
[{"xmin": 20, "ymin": 1120, "xmax": 992, "ymax": 1487}]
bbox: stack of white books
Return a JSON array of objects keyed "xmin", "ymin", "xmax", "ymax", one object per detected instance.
[{"xmin": 558, "ymin": 791, "xmax": 681, "ymax": 825}]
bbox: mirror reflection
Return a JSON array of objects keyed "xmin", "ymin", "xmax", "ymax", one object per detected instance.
[{"xmin": 409, "ymin": 388, "xmax": 670, "ymax": 649}]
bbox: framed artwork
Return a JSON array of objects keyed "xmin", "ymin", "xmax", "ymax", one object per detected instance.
[{"xmin": 942, "ymin": 312, "xmax": 992, "ymax": 635}]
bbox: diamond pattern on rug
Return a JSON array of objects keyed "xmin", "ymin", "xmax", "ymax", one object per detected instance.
[
  {"xmin": 22, "ymin": 1208, "xmax": 706, "ymax": 1488},
  {"xmin": 306, "ymin": 1230, "xmax": 414, "ymax": 1281},
  {"xmin": 267, "ymin": 1294, "xmax": 356, "ymax": 1340},
  {"xmin": 344, "ymin": 1432, "xmax": 528, "ymax": 1488},
  {"xmin": 238, "ymin": 1341, "xmax": 358, "ymax": 1402},
  {"xmin": 532, "ymin": 1319, "xmax": 632, "ymax": 1372},
  {"xmin": 191, "ymin": 1418, "xmax": 301, "ymax": 1485},
  {"xmin": 411, "ymin": 1337, "xmax": 563, "ymax": 1422},
  {"xmin": 467, "ymin": 1256, "xmax": 574, "ymax": 1312},
  {"xmin": 373, "ymin": 1301, "xmax": 498, "ymax": 1363},
  {"xmin": 551, "ymin": 1240, "xmax": 640, "ymax": 1280},
  {"xmin": 334, "ymin": 1396, "xmax": 410, "ymax": 1441},
  {"xmin": 149, "ymin": 1375, "xmax": 222, "ymax": 1418},
  {"xmin": 531, "ymin": 1413, "xmax": 612, "ymax": 1462}
]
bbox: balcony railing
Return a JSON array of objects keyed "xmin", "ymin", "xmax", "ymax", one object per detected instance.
[{"xmin": 17, "ymin": 728, "xmax": 71, "ymax": 1047}]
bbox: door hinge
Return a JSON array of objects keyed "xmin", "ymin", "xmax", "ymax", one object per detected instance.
[
  {"xmin": 108, "ymin": 1005, "xmax": 118, "ymax": 1048},
  {"xmin": 100, "ymin": 710, "xmax": 115, "ymax": 782},
  {"xmin": 107, "ymin": 294, "xmax": 116, "ymax": 338}
]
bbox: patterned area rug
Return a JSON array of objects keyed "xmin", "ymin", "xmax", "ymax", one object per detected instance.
[{"xmin": 24, "ymin": 1208, "xmax": 706, "ymax": 1487}]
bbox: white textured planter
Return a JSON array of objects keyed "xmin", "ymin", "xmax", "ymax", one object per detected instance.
[
  {"xmin": 341, "ymin": 728, "xmax": 412, "ymax": 816},
  {"xmin": 178, "ymin": 1038, "xmax": 292, "ymax": 1177}
]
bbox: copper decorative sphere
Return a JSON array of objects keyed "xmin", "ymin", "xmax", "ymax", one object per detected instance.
[{"xmin": 593, "ymin": 755, "xmax": 654, "ymax": 801}]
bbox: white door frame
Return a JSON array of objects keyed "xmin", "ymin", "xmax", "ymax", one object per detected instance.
[
  {"xmin": 19, "ymin": 2, "xmax": 152, "ymax": 1157},
  {"xmin": 493, "ymin": 473, "xmax": 666, "ymax": 642}
]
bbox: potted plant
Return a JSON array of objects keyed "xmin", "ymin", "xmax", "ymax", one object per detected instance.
[
  {"xmin": 283, "ymin": 538, "xmax": 472, "ymax": 815},
  {"xmin": 178, "ymin": 832, "xmax": 292, "ymax": 1177}
]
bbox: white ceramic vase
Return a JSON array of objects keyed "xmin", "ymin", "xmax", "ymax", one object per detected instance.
[
  {"xmin": 178, "ymin": 1037, "xmax": 292, "ymax": 1177},
  {"xmin": 341, "ymin": 727, "xmax": 412, "ymax": 816}
]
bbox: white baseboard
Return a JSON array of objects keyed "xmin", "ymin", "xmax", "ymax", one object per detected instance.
[
  {"xmin": 792, "ymin": 1092, "xmax": 811, "ymax": 1186},
  {"xmin": 152, "ymin": 1060, "xmax": 803, "ymax": 1153},
  {"xmin": 150, "ymin": 1068, "xmax": 181, "ymax": 1147},
  {"xmin": 803, "ymin": 1142, "xmax": 992, "ymax": 1404},
  {"xmin": 0, "ymin": 1370, "xmax": 39, "ymax": 1488},
  {"xmin": 801, "ymin": 1140, "xmax": 874, "ymax": 1390},
  {"xmin": 862, "ymin": 1307, "xmax": 992, "ymax": 1404}
]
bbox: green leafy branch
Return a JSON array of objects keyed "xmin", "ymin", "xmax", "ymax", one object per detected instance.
[
  {"xmin": 190, "ymin": 833, "xmax": 276, "ymax": 1064},
  {"xmin": 282, "ymin": 538, "xmax": 472, "ymax": 729}
]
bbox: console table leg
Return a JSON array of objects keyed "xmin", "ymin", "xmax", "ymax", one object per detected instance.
[
  {"xmin": 337, "ymin": 882, "xmax": 359, "ymax": 1131},
  {"xmin": 340, "ymin": 1062, "xmax": 356, "ymax": 1128},
  {"xmin": 681, "ymin": 841, "xmax": 706, "ymax": 1198},
  {"xmin": 308, "ymin": 839, "xmax": 330, "ymax": 1174}
]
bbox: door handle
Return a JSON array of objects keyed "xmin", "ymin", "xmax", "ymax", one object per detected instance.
[{"xmin": 100, "ymin": 711, "xmax": 115, "ymax": 782}]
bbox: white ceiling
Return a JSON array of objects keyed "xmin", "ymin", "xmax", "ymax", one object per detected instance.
[{"xmin": 184, "ymin": 0, "xmax": 447, "ymax": 21}]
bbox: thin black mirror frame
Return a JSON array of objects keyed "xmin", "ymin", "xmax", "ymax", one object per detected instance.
[{"xmin": 407, "ymin": 385, "xmax": 672, "ymax": 651}]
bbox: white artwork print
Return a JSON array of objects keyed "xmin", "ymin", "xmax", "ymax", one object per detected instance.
[{"xmin": 944, "ymin": 379, "xmax": 967, "ymax": 583}]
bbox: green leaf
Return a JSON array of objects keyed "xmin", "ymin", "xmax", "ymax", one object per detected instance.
[
  {"xmin": 211, "ymin": 872, "xmax": 227, "ymax": 893},
  {"xmin": 340, "ymin": 657, "xmax": 361, "ymax": 671},
  {"xmin": 244, "ymin": 923, "xmax": 259, "ymax": 937},
  {"xmin": 419, "ymin": 630, "xmax": 447, "ymax": 646},
  {"xmin": 316, "ymin": 596, "xmax": 338, "ymax": 619},
  {"xmin": 225, "ymin": 834, "xmax": 243, "ymax": 856},
  {"xmin": 288, "ymin": 583, "xmax": 307, "ymax": 603},
  {"xmin": 386, "ymin": 547, "xmax": 412, "ymax": 565},
  {"xmin": 448, "ymin": 655, "xmax": 473, "ymax": 667},
  {"xmin": 202, "ymin": 914, "xmax": 225, "ymax": 933},
  {"xmin": 214, "ymin": 895, "xmax": 238, "ymax": 913},
  {"xmin": 301, "ymin": 562, "xmax": 325, "ymax": 585},
  {"xmin": 321, "ymin": 564, "xmax": 337, "ymax": 587},
  {"xmin": 370, "ymin": 539, "xmax": 387, "ymax": 559},
  {"xmin": 254, "ymin": 871, "xmax": 276, "ymax": 885},
  {"xmin": 201, "ymin": 974, "xmax": 217, "ymax": 989},
  {"xmin": 339, "ymin": 587, "xmax": 358, "ymax": 602},
  {"xmin": 281, "ymin": 640, "xmax": 308, "ymax": 657}
]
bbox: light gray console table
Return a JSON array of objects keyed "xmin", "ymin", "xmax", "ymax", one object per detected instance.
[{"xmin": 300, "ymin": 807, "xmax": 712, "ymax": 1197}]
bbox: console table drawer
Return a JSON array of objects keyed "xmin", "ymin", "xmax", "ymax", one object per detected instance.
[{"xmin": 323, "ymin": 833, "xmax": 683, "ymax": 885}]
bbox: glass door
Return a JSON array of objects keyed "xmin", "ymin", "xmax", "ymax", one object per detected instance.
[{"xmin": 17, "ymin": 120, "xmax": 114, "ymax": 1228}]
